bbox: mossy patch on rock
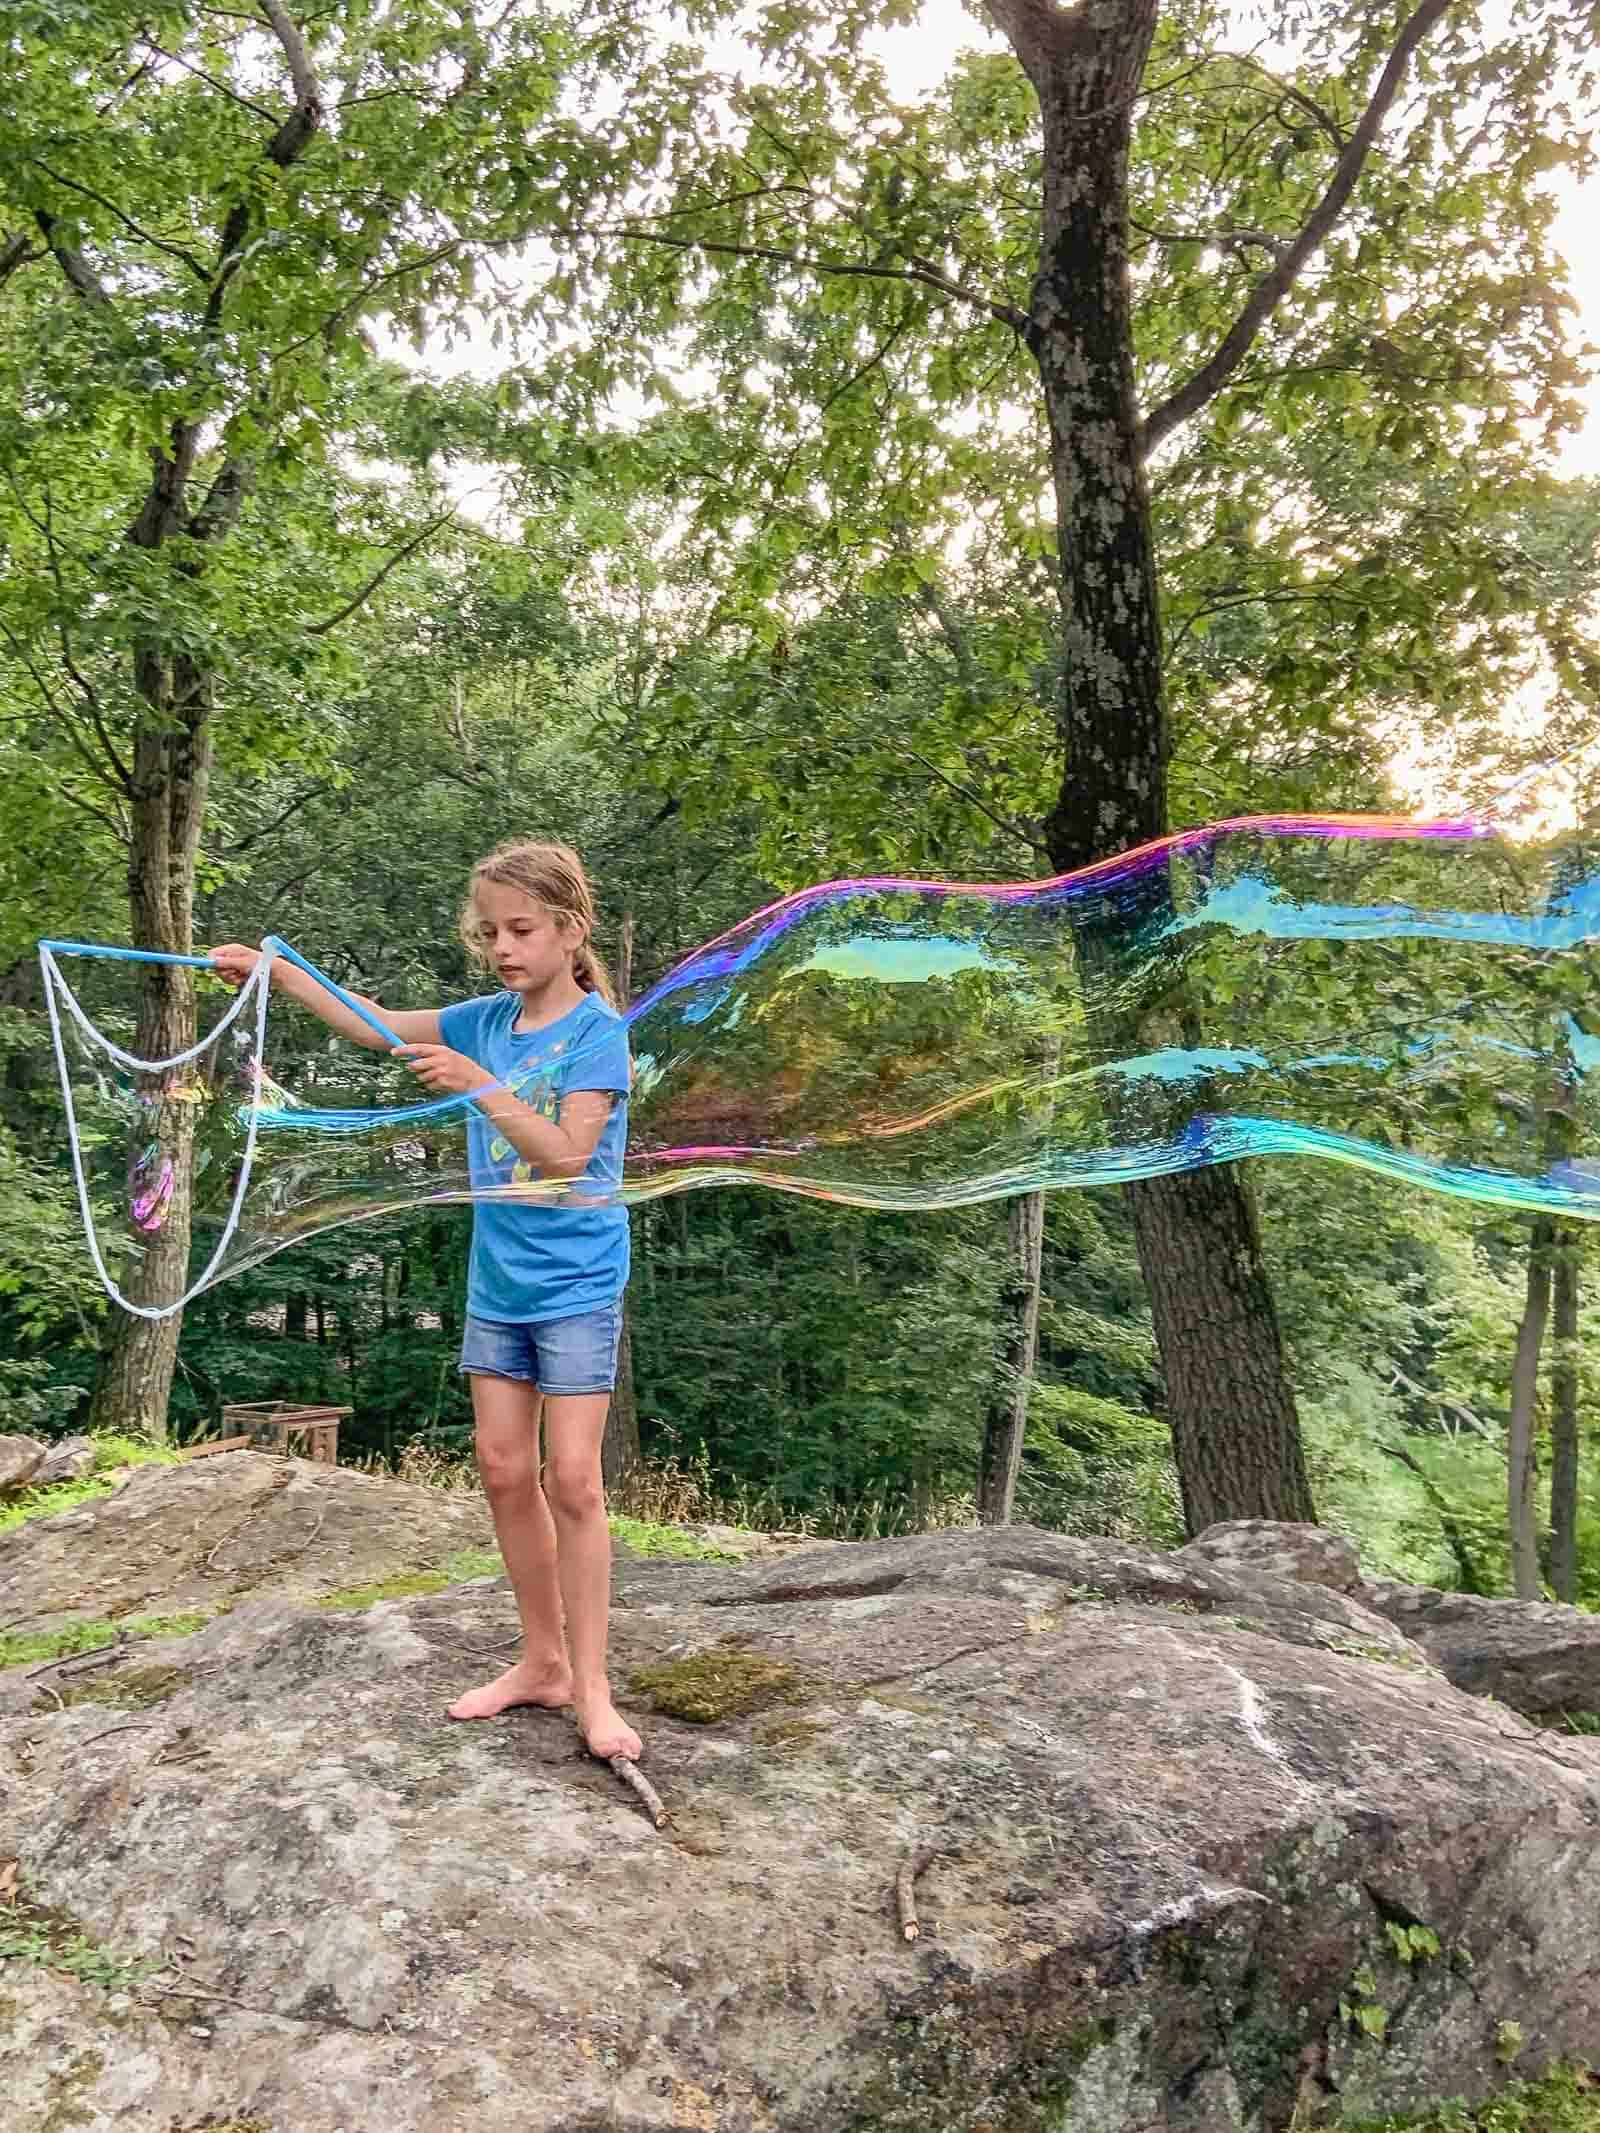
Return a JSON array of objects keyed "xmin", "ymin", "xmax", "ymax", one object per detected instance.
[
  {"xmin": 630, "ymin": 1637, "xmax": 809, "ymax": 1722},
  {"xmin": 315, "ymin": 1520, "xmax": 731, "ymax": 1615},
  {"xmin": 39, "ymin": 1665, "xmax": 189, "ymax": 1714},
  {"xmin": 755, "ymin": 1713, "xmax": 822, "ymax": 1749},
  {"xmin": 315, "ymin": 1546, "xmax": 501, "ymax": 1611},
  {"xmin": 1, "ymin": 1612, "xmax": 211, "ymax": 1670}
]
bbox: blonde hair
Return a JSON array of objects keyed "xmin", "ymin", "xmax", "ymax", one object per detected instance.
[{"xmin": 459, "ymin": 839, "xmax": 618, "ymax": 1007}]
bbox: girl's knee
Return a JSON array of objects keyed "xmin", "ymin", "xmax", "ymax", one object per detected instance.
[
  {"xmin": 476, "ymin": 1430, "xmax": 538, "ymax": 1498},
  {"xmin": 544, "ymin": 1457, "xmax": 603, "ymax": 1523}
]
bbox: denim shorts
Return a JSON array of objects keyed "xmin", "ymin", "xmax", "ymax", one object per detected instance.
[{"xmin": 458, "ymin": 1303, "xmax": 622, "ymax": 1396}]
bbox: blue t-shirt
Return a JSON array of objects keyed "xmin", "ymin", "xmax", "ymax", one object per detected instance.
[{"xmin": 438, "ymin": 989, "xmax": 631, "ymax": 1325}]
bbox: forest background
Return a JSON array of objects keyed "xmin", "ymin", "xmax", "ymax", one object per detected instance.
[{"xmin": 3, "ymin": 0, "xmax": 1600, "ymax": 1602}]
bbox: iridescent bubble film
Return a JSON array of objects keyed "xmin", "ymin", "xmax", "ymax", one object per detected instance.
[{"xmin": 42, "ymin": 815, "xmax": 1600, "ymax": 1317}]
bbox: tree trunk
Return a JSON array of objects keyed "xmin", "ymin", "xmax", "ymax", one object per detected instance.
[
  {"xmin": 88, "ymin": 647, "xmax": 214, "ymax": 1441},
  {"xmin": 604, "ymin": 906, "xmax": 642, "ymax": 1487},
  {"xmin": 1126, "ymin": 1165, "xmax": 1310, "ymax": 1530},
  {"xmin": 977, "ymin": 1189, "xmax": 1045, "ymax": 1524},
  {"xmin": 1548, "ymin": 1223, "xmax": 1580, "ymax": 1603},
  {"xmin": 604, "ymin": 1304, "xmax": 642, "ymax": 1488},
  {"xmin": 992, "ymin": 0, "xmax": 1313, "ymax": 1531},
  {"xmin": 1508, "ymin": 1218, "xmax": 1554, "ymax": 1600}
]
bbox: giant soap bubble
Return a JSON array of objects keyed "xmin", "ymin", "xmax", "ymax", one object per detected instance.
[{"xmin": 41, "ymin": 814, "xmax": 1600, "ymax": 1319}]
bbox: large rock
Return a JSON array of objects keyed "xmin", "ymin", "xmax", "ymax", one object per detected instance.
[
  {"xmin": 5, "ymin": 1508, "xmax": 1600, "ymax": 2132},
  {"xmin": 0, "ymin": 1448, "xmax": 499, "ymax": 1630},
  {"xmin": 29, "ymin": 1433, "xmax": 96, "ymax": 1488},
  {"xmin": 1360, "ymin": 1577, "xmax": 1600, "ymax": 1721},
  {"xmin": 1179, "ymin": 1518, "xmax": 1361, "ymax": 1594},
  {"xmin": 0, "ymin": 1430, "xmax": 46, "ymax": 1492}
]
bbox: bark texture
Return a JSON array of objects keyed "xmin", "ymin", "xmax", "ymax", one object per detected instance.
[
  {"xmin": 988, "ymin": 0, "xmax": 1313, "ymax": 1528},
  {"xmin": 1507, "ymin": 1219, "xmax": 1554, "ymax": 1601},
  {"xmin": 977, "ymin": 1188, "xmax": 1045, "ymax": 1524},
  {"xmin": 87, "ymin": 641, "xmax": 214, "ymax": 1439},
  {"xmin": 1548, "ymin": 1225, "xmax": 1580, "ymax": 1604}
]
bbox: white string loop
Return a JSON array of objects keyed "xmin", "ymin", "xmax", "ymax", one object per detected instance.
[{"xmin": 40, "ymin": 946, "xmax": 276, "ymax": 1322}]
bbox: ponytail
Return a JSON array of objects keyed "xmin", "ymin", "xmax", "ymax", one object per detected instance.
[{"xmin": 573, "ymin": 940, "xmax": 617, "ymax": 1008}]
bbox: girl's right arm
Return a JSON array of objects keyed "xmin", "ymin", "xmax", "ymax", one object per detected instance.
[{"xmin": 208, "ymin": 944, "xmax": 441, "ymax": 1051}]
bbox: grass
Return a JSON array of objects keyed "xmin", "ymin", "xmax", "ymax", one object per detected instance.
[
  {"xmin": 1341, "ymin": 2066, "xmax": 1600, "ymax": 2129},
  {"xmin": 0, "ymin": 1611, "xmax": 212, "ymax": 1670},
  {"xmin": 379, "ymin": 1439, "xmax": 968, "ymax": 1543},
  {"xmin": 609, "ymin": 1514, "xmax": 738, "ymax": 1562},
  {"xmin": 0, "ymin": 1874, "xmax": 164, "ymax": 1994},
  {"xmin": 315, "ymin": 1546, "xmax": 502, "ymax": 1611},
  {"xmin": 0, "ymin": 1432, "xmax": 182, "ymax": 1536},
  {"xmin": 1337, "ymin": 2067, "xmax": 1599, "ymax": 2130}
]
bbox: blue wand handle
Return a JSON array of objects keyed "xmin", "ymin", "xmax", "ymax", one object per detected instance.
[
  {"xmin": 40, "ymin": 935, "xmax": 409, "ymax": 1052},
  {"xmin": 38, "ymin": 939, "xmax": 213, "ymax": 968},
  {"xmin": 260, "ymin": 936, "xmax": 408, "ymax": 1050}
]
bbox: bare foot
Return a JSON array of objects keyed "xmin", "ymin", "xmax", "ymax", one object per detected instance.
[
  {"xmin": 574, "ymin": 1679, "xmax": 642, "ymax": 1762},
  {"xmin": 447, "ymin": 1657, "xmax": 573, "ymax": 1722}
]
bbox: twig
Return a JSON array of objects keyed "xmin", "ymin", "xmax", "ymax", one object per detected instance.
[
  {"xmin": 896, "ymin": 1846, "xmax": 936, "ymax": 1941},
  {"xmin": 78, "ymin": 1721, "xmax": 144, "ymax": 1749},
  {"xmin": 275, "ymin": 1507, "xmax": 326, "ymax": 1567},
  {"xmin": 201, "ymin": 1468, "xmax": 290, "ymax": 1573},
  {"xmin": 26, "ymin": 1641, "xmax": 126, "ymax": 1681},
  {"xmin": 607, "ymin": 1754, "xmax": 669, "ymax": 1829}
]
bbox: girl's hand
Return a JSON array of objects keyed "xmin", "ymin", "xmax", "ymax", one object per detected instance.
[
  {"xmin": 394, "ymin": 1043, "xmax": 495, "ymax": 1097},
  {"xmin": 208, "ymin": 944, "xmax": 262, "ymax": 990}
]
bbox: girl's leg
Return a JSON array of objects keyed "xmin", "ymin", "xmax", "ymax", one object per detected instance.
[
  {"xmin": 542, "ymin": 1390, "xmax": 642, "ymax": 1761},
  {"xmin": 447, "ymin": 1372, "xmax": 574, "ymax": 1721}
]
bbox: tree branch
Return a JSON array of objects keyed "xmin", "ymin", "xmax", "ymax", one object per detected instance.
[
  {"xmin": 593, "ymin": 223, "xmax": 1029, "ymax": 334},
  {"xmin": 1140, "ymin": 0, "xmax": 1454, "ymax": 456},
  {"xmin": 903, "ymin": 744, "xmax": 1044, "ymax": 854},
  {"xmin": 258, "ymin": 0, "xmax": 325, "ymax": 167},
  {"xmin": 5, "ymin": 476, "xmax": 135, "ymax": 790},
  {"xmin": 0, "ymin": 617, "xmax": 131, "ymax": 800},
  {"xmin": 267, "ymin": 237, "xmax": 466, "ymax": 366},
  {"xmin": 1222, "ymin": 52, "xmax": 1351, "ymax": 153},
  {"xmin": 196, "ymin": 1, "xmax": 323, "ymax": 341},
  {"xmin": 28, "ymin": 158, "xmax": 210, "ymax": 281},
  {"xmin": 304, "ymin": 513, "xmax": 454, "ymax": 635},
  {"xmin": 1132, "ymin": 218, "xmax": 1292, "ymax": 267},
  {"xmin": 33, "ymin": 209, "xmax": 115, "ymax": 307},
  {"xmin": 220, "ymin": 777, "xmax": 335, "ymax": 854},
  {"xmin": 145, "ymin": 39, "xmax": 281, "ymax": 123},
  {"xmin": 0, "ymin": 232, "xmax": 43, "ymax": 287},
  {"xmin": 188, "ymin": 456, "xmax": 254, "ymax": 543}
]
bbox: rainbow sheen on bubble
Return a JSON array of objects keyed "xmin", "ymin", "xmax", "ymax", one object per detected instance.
[{"xmin": 43, "ymin": 815, "xmax": 1600, "ymax": 1315}]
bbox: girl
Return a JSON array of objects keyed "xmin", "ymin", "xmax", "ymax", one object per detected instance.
[{"xmin": 211, "ymin": 839, "xmax": 640, "ymax": 1763}]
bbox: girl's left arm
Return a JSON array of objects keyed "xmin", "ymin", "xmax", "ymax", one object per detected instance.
[{"xmin": 478, "ymin": 1087, "xmax": 614, "ymax": 1180}]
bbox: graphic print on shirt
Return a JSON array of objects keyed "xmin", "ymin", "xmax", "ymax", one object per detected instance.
[{"xmin": 489, "ymin": 1040, "xmax": 567, "ymax": 1185}]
